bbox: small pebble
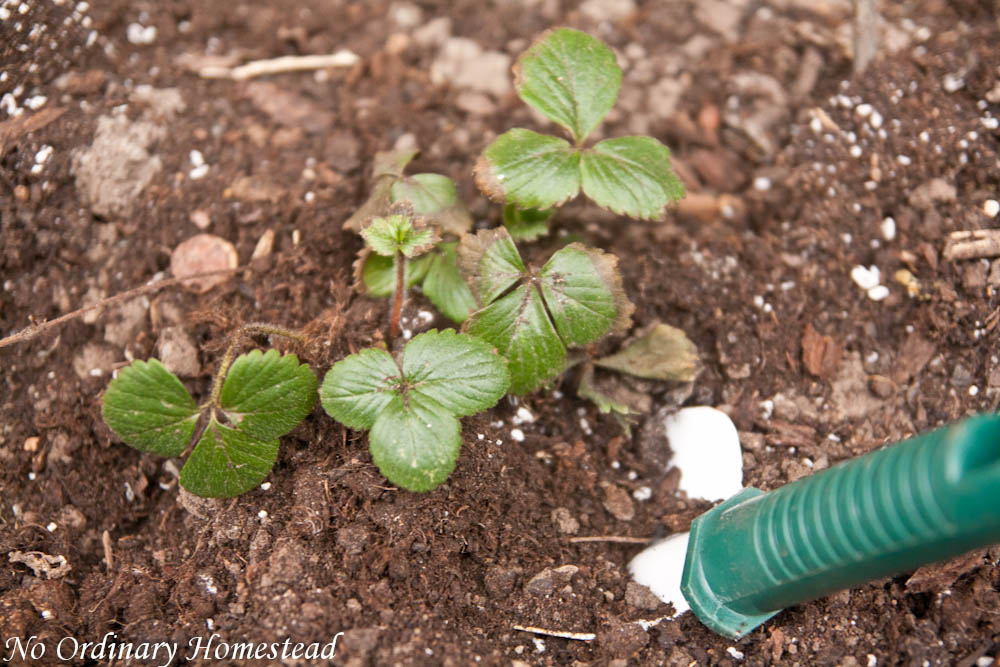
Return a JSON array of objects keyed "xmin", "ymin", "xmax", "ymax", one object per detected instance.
[
  {"xmin": 984, "ymin": 199, "xmax": 1000, "ymax": 218},
  {"xmin": 881, "ymin": 217, "xmax": 897, "ymax": 240}
]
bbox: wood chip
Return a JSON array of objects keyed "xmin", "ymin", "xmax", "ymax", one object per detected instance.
[
  {"xmin": 0, "ymin": 106, "xmax": 66, "ymax": 155},
  {"xmin": 512, "ymin": 625, "xmax": 596, "ymax": 641},
  {"xmin": 943, "ymin": 229, "xmax": 1000, "ymax": 261},
  {"xmin": 801, "ymin": 323, "xmax": 841, "ymax": 378}
]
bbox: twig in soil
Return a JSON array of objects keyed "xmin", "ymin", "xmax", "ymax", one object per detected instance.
[
  {"xmin": 0, "ymin": 268, "xmax": 237, "ymax": 350},
  {"xmin": 567, "ymin": 535, "xmax": 651, "ymax": 545},
  {"xmin": 852, "ymin": 0, "xmax": 879, "ymax": 75},
  {"xmin": 198, "ymin": 52, "xmax": 360, "ymax": 80},
  {"xmin": 102, "ymin": 530, "xmax": 113, "ymax": 573},
  {"xmin": 943, "ymin": 229, "xmax": 1000, "ymax": 260},
  {"xmin": 512, "ymin": 625, "xmax": 596, "ymax": 641}
]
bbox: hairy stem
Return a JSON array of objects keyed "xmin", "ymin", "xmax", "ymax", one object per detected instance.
[
  {"xmin": 389, "ymin": 250, "xmax": 405, "ymax": 345},
  {"xmin": 204, "ymin": 322, "xmax": 306, "ymax": 410}
]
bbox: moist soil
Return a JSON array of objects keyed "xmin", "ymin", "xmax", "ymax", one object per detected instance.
[{"xmin": 3, "ymin": 1, "xmax": 1000, "ymax": 665}]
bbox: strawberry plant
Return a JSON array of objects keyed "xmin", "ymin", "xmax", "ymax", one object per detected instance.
[
  {"xmin": 458, "ymin": 226, "xmax": 634, "ymax": 394},
  {"xmin": 101, "ymin": 324, "xmax": 316, "ymax": 498},
  {"xmin": 476, "ymin": 28, "xmax": 685, "ymax": 233},
  {"xmin": 359, "ymin": 206, "xmax": 441, "ymax": 344},
  {"xmin": 320, "ymin": 329, "xmax": 508, "ymax": 492},
  {"xmin": 348, "ymin": 149, "xmax": 477, "ymax": 324}
]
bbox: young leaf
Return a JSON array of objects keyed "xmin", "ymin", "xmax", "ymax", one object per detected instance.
[
  {"xmin": 539, "ymin": 243, "xmax": 633, "ymax": 345},
  {"xmin": 514, "ymin": 28, "xmax": 622, "ymax": 143},
  {"xmin": 392, "ymin": 173, "xmax": 473, "ymax": 237},
  {"xmin": 320, "ymin": 347, "xmax": 401, "ymax": 430},
  {"xmin": 179, "ymin": 418, "xmax": 279, "ymax": 498},
  {"xmin": 503, "ymin": 203, "xmax": 553, "ymax": 241},
  {"xmin": 102, "ymin": 359, "xmax": 200, "ymax": 457},
  {"xmin": 356, "ymin": 249, "xmax": 431, "ymax": 297},
  {"xmin": 457, "ymin": 227, "xmax": 527, "ymax": 305},
  {"xmin": 320, "ymin": 330, "xmax": 509, "ymax": 492},
  {"xmin": 464, "ymin": 283, "xmax": 567, "ymax": 395},
  {"xmin": 218, "ymin": 349, "xmax": 318, "ymax": 441},
  {"xmin": 580, "ymin": 137, "xmax": 686, "ymax": 221},
  {"xmin": 475, "ymin": 129, "xmax": 581, "ymax": 211},
  {"xmin": 459, "ymin": 227, "xmax": 634, "ymax": 394},
  {"xmin": 369, "ymin": 395, "xmax": 461, "ymax": 493},
  {"xmin": 422, "ymin": 243, "xmax": 476, "ymax": 323},
  {"xmin": 361, "ymin": 214, "xmax": 440, "ymax": 258},
  {"xmin": 343, "ymin": 148, "xmax": 419, "ymax": 233},
  {"xmin": 594, "ymin": 322, "xmax": 699, "ymax": 382}
]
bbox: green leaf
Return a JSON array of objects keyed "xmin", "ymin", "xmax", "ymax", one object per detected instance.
[
  {"xmin": 580, "ymin": 136, "xmax": 686, "ymax": 221},
  {"xmin": 392, "ymin": 173, "xmax": 473, "ymax": 237},
  {"xmin": 358, "ymin": 250, "xmax": 431, "ymax": 297},
  {"xmin": 514, "ymin": 28, "xmax": 622, "ymax": 143},
  {"xmin": 320, "ymin": 347, "xmax": 401, "ymax": 430},
  {"xmin": 594, "ymin": 322, "xmax": 700, "ymax": 382},
  {"xmin": 464, "ymin": 284, "xmax": 566, "ymax": 395},
  {"xmin": 422, "ymin": 243, "xmax": 477, "ymax": 323},
  {"xmin": 402, "ymin": 329, "xmax": 508, "ymax": 417},
  {"xmin": 475, "ymin": 129, "xmax": 581, "ymax": 211},
  {"xmin": 102, "ymin": 359, "xmax": 200, "ymax": 457},
  {"xmin": 321, "ymin": 330, "xmax": 509, "ymax": 492},
  {"xmin": 179, "ymin": 418, "xmax": 279, "ymax": 498},
  {"xmin": 539, "ymin": 243, "xmax": 634, "ymax": 345},
  {"xmin": 503, "ymin": 203, "xmax": 554, "ymax": 241},
  {"xmin": 361, "ymin": 214, "xmax": 440, "ymax": 258},
  {"xmin": 343, "ymin": 148, "xmax": 419, "ymax": 233},
  {"xmin": 218, "ymin": 349, "xmax": 317, "ymax": 442},
  {"xmin": 457, "ymin": 227, "xmax": 527, "ymax": 305},
  {"xmin": 369, "ymin": 395, "xmax": 461, "ymax": 492}
]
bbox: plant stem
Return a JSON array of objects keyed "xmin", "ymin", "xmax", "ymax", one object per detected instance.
[
  {"xmin": 389, "ymin": 250, "xmax": 405, "ymax": 345},
  {"xmin": 204, "ymin": 322, "xmax": 306, "ymax": 410}
]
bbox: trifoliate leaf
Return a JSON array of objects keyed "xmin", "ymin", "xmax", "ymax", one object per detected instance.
[
  {"xmin": 594, "ymin": 322, "xmax": 700, "ymax": 382},
  {"xmin": 320, "ymin": 347, "xmax": 402, "ymax": 430},
  {"xmin": 422, "ymin": 243, "xmax": 476, "ymax": 323},
  {"xmin": 102, "ymin": 359, "xmax": 200, "ymax": 457},
  {"xmin": 369, "ymin": 395, "xmax": 461, "ymax": 492},
  {"xmin": 179, "ymin": 418, "xmax": 279, "ymax": 498},
  {"xmin": 218, "ymin": 349, "xmax": 317, "ymax": 442},
  {"xmin": 343, "ymin": 148, "xmax": 419, "ymax": 233},
  {"xmin": 539, "ymin": 243, "xmax": 634, "ymax": 345},
  {"xmin": 514, "ymin": 28, "xmax": 622, "ymax": 143},
  {"xmin": 321, "ymin": 329, "xmax": 510, "ymax": 492},
  {"xmin": 464, "ymin": 284, "xmax": 566, "ymax": 395},
  {"xmin": 457, "ymin": 227, "xmax": 527, "ymax": 305},
  {"xmin": 475, "ymin": 129, "xmax": 581, "ymax": 211},
  {"xmin": 503, "ymin": 203, "xmax": 553, "ymax": 241},
  {"xmin": 361, "ymin": 214, "xmax": 440, "ymax": 258},
  {"xmin": 458, "ymin": 227, "xmax": 633, "ymax": 395},
  {"xmin": 580, "ymin": 136, "xmax": 686, "ymax": 221},
  {"xmin": 392, "ymin": 173, "xmax": 473, "ymax": 237},
  {"xmin": 403, "ymin": 329, "xmax": 508, "ymax": 417},
  {"xmin": 356, "ymin": 248, "xmax": 432, "ymax": 297}
]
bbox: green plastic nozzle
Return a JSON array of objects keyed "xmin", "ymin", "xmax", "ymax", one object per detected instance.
[{"xmin": 681, "ymin": 415, "xmax": 1000, "ymax": 639}]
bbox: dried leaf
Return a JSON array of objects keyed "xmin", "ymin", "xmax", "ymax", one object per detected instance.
[
  {"xmin": 594, "ymin": 322, "xmax": 695, "ymax": 381},
  {"xmin": 801, "ymin": 323, "xmax": 841, "ymax": 378}
]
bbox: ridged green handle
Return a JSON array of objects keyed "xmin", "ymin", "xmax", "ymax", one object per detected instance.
[{"xmin": 681, "ymin": 415, "xmax": 1000, "ymax": 639}]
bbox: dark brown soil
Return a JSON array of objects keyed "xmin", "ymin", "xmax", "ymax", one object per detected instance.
[{"xmin": 3, "ymin": 1, "xmax": 1000, "ymax": 665}]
